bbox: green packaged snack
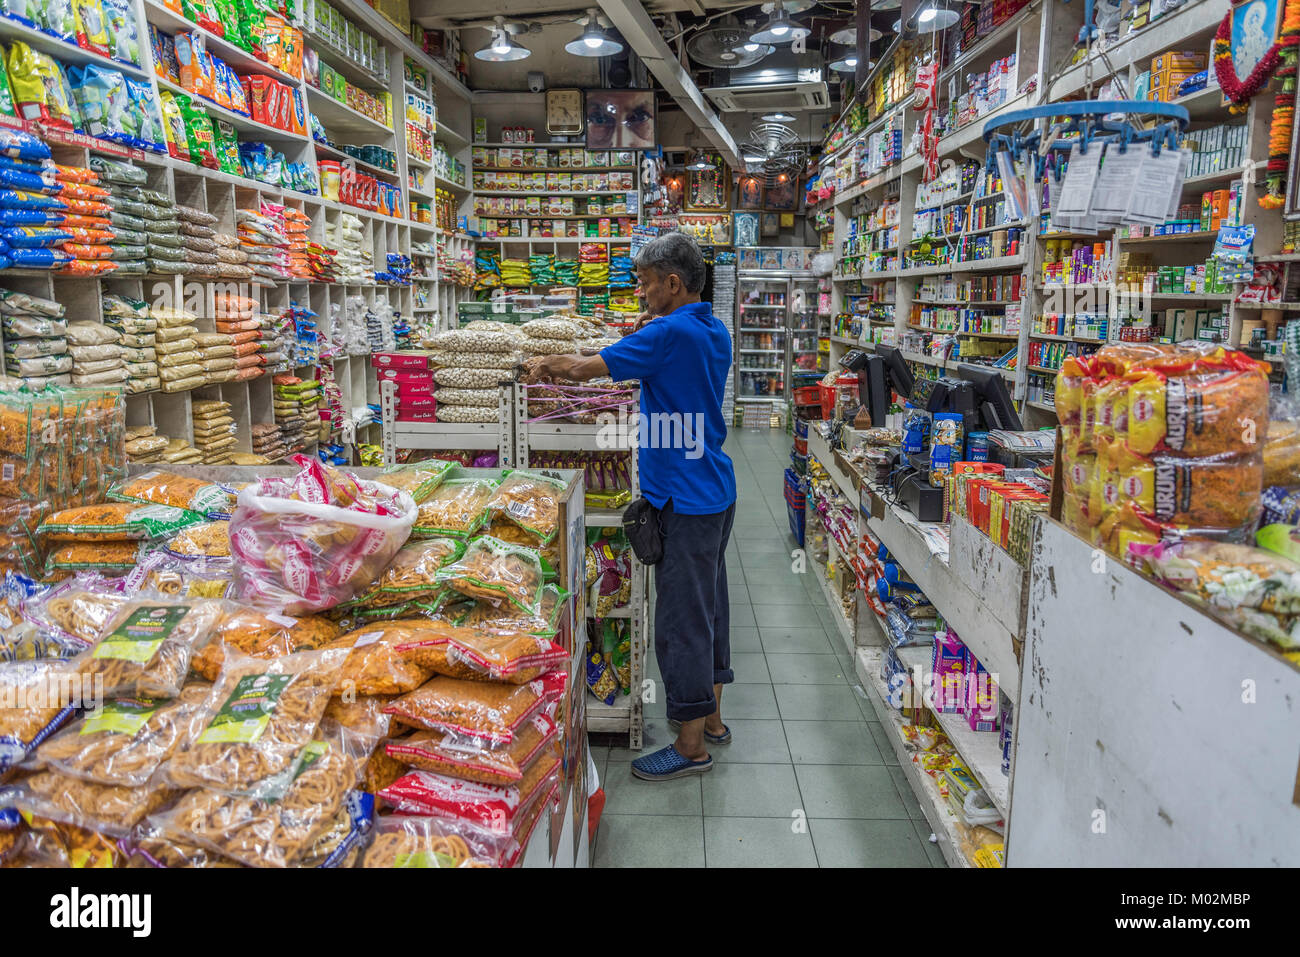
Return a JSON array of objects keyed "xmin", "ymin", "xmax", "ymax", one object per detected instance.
[
  {"xmin": 178, "ymin": 97, "xmax": 218, "ymax": 170},
  {"xmin": 213, "ymin": 119, "xmax": 240, "ymax": 174},
  {"xmin": 485, "ymin": 469, "xmax": 568, "ymax": 544},
  {"xmin": 377, "ymin": 458, "xmax": 456, "ymax": 504},
  {"xmin": 159, "ymin": 89, "xmax": 190, "ymax": 162},
  {"xmin": 410, "ymin": 478, "xmax": 498, "ymax": 539},
  {"xmin": 0, "ymin": 44, "xmax": 15, "ymax": 116},
  {"xmin": 378, "ymin": 538, "xmax": 465, "ymax": 600},
  {"xmin": 436, "ymin": 535, "xmax": 545, "ymax": 614}
]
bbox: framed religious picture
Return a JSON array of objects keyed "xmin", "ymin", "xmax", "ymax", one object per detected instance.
[
  {"xmin": 765, "ymin": 176, "xmax": 799, "ymax": 211},
  {"xmin": 1229, "ymin": 0, "xmax": 1282, "ymax": 90},
  {"xmin": 1288, "ymin": 97, "xmax": 1300, "ymax": 219},
  {"xmin": 735, "ymin": 174, "xmax": 765, "ymax": 209},
  {"xmin": 760, "ymin": 212, "xmax": 780, "ymax": 237},
  {"xmin": 663, "ymin": 172, "xmax": 685, "ymax": 213},
  {"xmin": 734, "ymin": 212, "xmax": 759, "ymax": 247},
  {"xmin": 584, "ymin": 89, "xmax": 656, "ymax": 150},
  {"xmin": 686, "ymin": 154, "xmax": 730, "ymax": 211}
]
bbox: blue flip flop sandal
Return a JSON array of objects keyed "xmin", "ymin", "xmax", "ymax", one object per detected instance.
[
  {"xmin": 630, "ymin": 744, "xmax": 713, "ymax": 781},
  {"xmin": 666, "ymin": 719, "xmax": 732, "ymax": 744}
]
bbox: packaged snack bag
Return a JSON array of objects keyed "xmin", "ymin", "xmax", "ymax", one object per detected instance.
[
  {"xmin": 158, "ymin": 90, "xmax": 190, "ymax": 161},
  {"xmin": 175, "ymin": 31, "xmax": 214, "ymax": 99}
]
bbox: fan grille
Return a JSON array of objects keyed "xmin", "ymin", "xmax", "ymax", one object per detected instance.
[{"xmin": 686, "ymin": 25, "xmax": 770, "ymax": 69}]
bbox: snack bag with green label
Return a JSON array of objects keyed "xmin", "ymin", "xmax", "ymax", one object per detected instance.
[
  {"xmin": 178, "ymin": 95, "xmax": 218, "ymax": 170},
  {"xmin": 35, "ymin": 682, "xmax": 211, "ymax": 786},
  {"xmin": 212, "ymin": 118, "xmax": 240, "ymax": 174},
  {"xmin": 358, "ymin": 813, "xmax": 516, "ymax": 868},
  {"xmin": 76, "ymin": 597, "xmax": 225, "ymax": 698},
  {"xmin": 162, "ymin": 646, "xmax": 348, "ymax": 799},
  {"xmin": 0, "ymin": 44, "xmax": 16, "ymax": 117},
  {"xmin": 143, "ymin": 715, "xmax": 380, "ymax": 867}
]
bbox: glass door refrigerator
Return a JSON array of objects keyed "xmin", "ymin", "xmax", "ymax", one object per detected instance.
[
  {"xmin": 789, "ymin": 274, "xmax": 822, "ymax": 380},
  {"xmin": 735, "ymin": 272, "xmax": 789, "ymax": 410}
]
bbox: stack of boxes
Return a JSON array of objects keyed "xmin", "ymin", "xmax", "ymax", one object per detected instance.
[
  {"xmin": 301, "ymin": 0, "xmax": 390, "ymax": 83},
  {"xmin": 945, "ymin": 461, "xmax": 1050, "ymax": 566},
  {"xmin": 931, "ymin": 627, "xmax": 1000, "ymax": 732},
  {"xmin": 1142, "ymin": 50, "xmax": 1207, "ymax": 103},
  {"xmin": 374, "ymin": 354, "xmax": 436, "ymax": 422}
]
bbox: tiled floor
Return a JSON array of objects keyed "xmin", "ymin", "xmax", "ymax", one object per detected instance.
[{"xmin": 590, "ymin": 425, "xmax": 945, "ymax": 868}]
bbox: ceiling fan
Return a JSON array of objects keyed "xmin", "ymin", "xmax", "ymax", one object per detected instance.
[{"xmin": 739, "ymin": 121, "xmax": 809, "ymax": 186}]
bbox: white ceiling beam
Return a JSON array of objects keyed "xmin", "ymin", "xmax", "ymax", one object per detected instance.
[{"xmin": 596, "ymin": 0, "xmax": 743, "ymax": 168}]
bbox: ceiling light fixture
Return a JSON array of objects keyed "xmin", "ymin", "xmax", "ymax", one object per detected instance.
[
  {"xmin": 915, "ymin": 2, "xmax": 959, "ymax": 33},
  {"xmin": 688, "ymin": 152, "xmax": 713, "ymax": 171},
  {"xmin": 762, "ymin": 112, "xmax": 796, "ymax": 123},
  {"xmin": 828, "ymin": 25, "xmax": 882, "ymax": 46},
  {"xmin": 565, "ymin": 8, "xmax": 622, "ymax": 57},
  {"xmin": 828, "ymin": 51, "xmax": 858, "ymax": 73},
  {"xmin": 749, "ymin": 0, "xmax": 809, "ymax": 45},
  {"xmin": 475, "ymin": 17, "xmax": 530, "ymax": 61}
]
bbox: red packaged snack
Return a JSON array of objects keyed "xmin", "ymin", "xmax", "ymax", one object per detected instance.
[{"xmin": 376, "ymin": 751, "xmax": 561, "ymax": 832}]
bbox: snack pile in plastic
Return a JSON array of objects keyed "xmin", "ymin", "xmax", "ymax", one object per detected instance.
[{"xmin": 0, "ymin": 451, "xmax": 578, "ymax": 867}]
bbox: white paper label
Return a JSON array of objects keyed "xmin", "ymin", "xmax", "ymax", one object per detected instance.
[
  {"xmin": 266, "ymin": 613, "xmax": 298, "ymax": 628},
  {"xmin": 354, "ymin": 631, "xmax": 383, "ymax": 647}
]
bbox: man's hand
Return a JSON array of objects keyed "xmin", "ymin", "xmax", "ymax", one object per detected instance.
[
  {"xmin": 521, "ymin": 355, "xmax": 563, "ymax": 384},
  {"xmin": 521, "ymin": 352, "xmax": 610, "ymax": 384},
  {"xmin": 633, "ymin": 310, "xmax": 656, "ymax": 332}
]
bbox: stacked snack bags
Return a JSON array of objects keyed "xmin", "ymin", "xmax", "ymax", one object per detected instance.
[
  {"xmin": 191, "ymin": 398, "xmax": 236, "ymax": 464},
  {"xmin": 1055, "ymin": 342, "xmax": 1271, "ymax": 559},
  {"xmin": 1, "ymin": 288, "xmax": 69, "ymax": 386},
  {"xmin": 238, "ymin": 206, "xmax": 290, "ymax": 284},
  {"xmin": 213, "ymin": 293, "xmax": 265, "ymax": 382},
  {"xmin": 0, "ymin": 130, "xmax": 73, "ymax": 273},
  {"xmin": 153, "ymin": 306, "xmax": 202, "ymax": 393}
]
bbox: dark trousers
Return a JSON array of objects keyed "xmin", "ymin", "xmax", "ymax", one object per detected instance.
[{"xmin": 653, "ymin": 499, "xmax": 736, "ymax": 722}]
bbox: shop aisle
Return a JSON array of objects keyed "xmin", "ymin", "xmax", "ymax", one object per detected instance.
[{"xmin": 591, "ymin": 426, "xmax": 945, "ymax": 868}]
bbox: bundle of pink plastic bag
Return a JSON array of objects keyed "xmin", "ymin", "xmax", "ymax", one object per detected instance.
[{"xmin": 229, "ymin": 454, "xmax": 417, "ymax": 613}]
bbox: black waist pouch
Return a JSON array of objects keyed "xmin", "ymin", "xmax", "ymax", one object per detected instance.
[{"xmin": 622, "ymin": 497, "xmax": 664, "ymax": 565}]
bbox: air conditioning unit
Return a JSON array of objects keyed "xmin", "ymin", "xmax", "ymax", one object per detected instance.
[
  {"xmin": 704, "ymin": 80, "xmax": 829, "ymax": 112},
  {"xmin": 703, "ymin": 50, "xmax": 828, "ymax": 113}
]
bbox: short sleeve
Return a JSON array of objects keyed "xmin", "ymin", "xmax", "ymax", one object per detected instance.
[{"xmin": 600, "ymin": 320, "xmax": 671, "ymax": 382}]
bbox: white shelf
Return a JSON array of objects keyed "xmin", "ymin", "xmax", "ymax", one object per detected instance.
[
  {"xmin": 894, "ymin": 645, "xmax": 1010, "ymax": 818},
  {"xmin": 855, "ymin": 646, "xmax": 972, "ymax": 869},
  {"xmin": 587, "ymin": 698, "xmax": 633, "ymax": 731},
  {"xmin": 156, "ymin": 76, "xmax": 307, "ymax": 144},
  {"xmin": 313, "ymin": 140, "xmax": 398, "ymax": 180},
  {"xmin": 897, "ymin": 255, "xmax": 1026, "ymax": 278},
  {"xmin": 306, "ymin": 85, "xmax": 394, "ymax": 137},
  {"xmin": 0, "ymin": 12, "xmax": 149, "ymax": 77}
]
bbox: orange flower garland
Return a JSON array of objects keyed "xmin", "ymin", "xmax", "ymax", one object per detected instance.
[
  {"xmin": 1262, "ymin": 0, "xmax": 1300, "ymax": 208},
  {"xmin": 1215, "ymin": 2, "xmax": 1283, "ymax": 109}
]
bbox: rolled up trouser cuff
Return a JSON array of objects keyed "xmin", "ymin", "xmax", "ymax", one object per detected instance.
[{"xmin": 666, "ymin": 695, "xmax": 719, "ymax": 723}]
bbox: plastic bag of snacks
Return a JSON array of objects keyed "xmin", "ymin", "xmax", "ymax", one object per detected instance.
[
  {"xmin": 323, "ymin": 621, "xmax": 444, "ymax": 696},
  {"xmin": 385, "ymin": 711, "xmax": 558, "ymax": 786},
  {"xmin": 393, "ymin": 624, "xmax": 568, "ymax": 684},
  {"xmin": 376, "ymin": 750, "xmax": 562, "ymax": 832},
  {"xmin": 376, "ymin": 458, "xmax": 456, "ymax": 504},
  {"xmin": 161, "ymin": 646, "xmax": 348, "ymax": 799},
  {"xmin": 437, "ymin": 535, "xmax": 546, "ymax": 612},
  {"xmin": 145, "ymin": 717, "xmax": 377, "ymax": 868},
  {"xmin": 35, "ymin": 683, "xmax": 210, "ymax": 786},
  {"xmin": 228, "ymin": 454, "xmax": 417, "ymax": 614},
  {"xmin": 382, "ymin": 675, "xmax": 549, "ymax": 746},
  {"xmin": 410, "ymin": 478, "xmax": 499, "ymax": 539},
  {"xmin": 485, "ymin": 469, "xmax": 568, "ymax": 543},
  {"xmin": 188, "ymin": 607, "xmax": 341, "ymax": 681},
  {"xmin": 358, "ymin": 813, "xmax": 512, "ymax": 868},
  {"xmin": 73, "ymin": 597, "xmax": 226, "ymax": 699},
  {"xmin": 0, "ymin": 658, "xmax": 83, "ymax": 775}
]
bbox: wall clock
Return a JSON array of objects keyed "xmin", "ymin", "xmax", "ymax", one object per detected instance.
[{"xmin": 546, "ymin": 88, "xmax": 584, "ymax": 136}]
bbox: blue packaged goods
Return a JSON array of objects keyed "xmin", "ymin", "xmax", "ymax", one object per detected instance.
[
  {"xmin": 0, "ymin": 189, "xmax": 66, "ymax": 211},
  {"xmin": 1, "ymin": 226, "xmax": 71, "ymax": 247},
  {"xmin": 0, "ymin": 128, "xmax": 50, "ymax": 160}
]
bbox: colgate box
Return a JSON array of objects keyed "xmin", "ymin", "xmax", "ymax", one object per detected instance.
[
  {"xmin": 396, "ymin": 409, "xmax": 438, "ymax": 422},
  {"xmin": 372, "ymin": 352, "xmax": 430, "ymax": 371}
]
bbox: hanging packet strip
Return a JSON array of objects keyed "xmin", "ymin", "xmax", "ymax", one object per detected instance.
[{"xmin": 1127, "ymin": 147, "xmax": 1187, "ymax": 226}]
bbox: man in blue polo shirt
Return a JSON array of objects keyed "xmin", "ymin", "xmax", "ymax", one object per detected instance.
[{"xmin": 522, "ymin": 231, "xmax": 737, "ymax": 781}]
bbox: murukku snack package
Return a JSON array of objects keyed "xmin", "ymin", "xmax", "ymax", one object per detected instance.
[
  {"xmin": 410, "ymin": 478, "xmax": 498, "ymax": 538},
  {"xmin": 0, "ymin": 770, "xmax": 177, "ymax": 838},
  {"xmin": 0, "ymin": 658, "xmax": 84, "ymax": 777},
  {"xmin": 377, "ymin": 458, "xmax": 456, "ymax": 503},
  {"xmin": 383, "ymin": 675, "xmax": 548, "ymax": 746},
  {"xmin": 324, "ymin": 621, "xmax": 443, "ymax": 696},
  {"xmin": 358, "ymin": 813, "xmax": 510, "ymax": 868},
  {"xmin": 107, "ymin": 470, "xmax": 233, "ymax": 517},
  {"xmin": 73, "ymin": 597, "xmax": 226, "ymax": 698},
  {"xmin": 38, "ymin": 502, "xmax": 206, "ymax": 542},
  {"xmin": 486, "ymin": 469, "xmax": 568, "ymax": 543},
  {"xmin": 35, "ymin": 683, "xmax": 210, "ymax": 786},
  {"xmin": 162, "ymin": 646, "xmax": 348, "ymax": 799},
  {"xmin": 394, "ymin": 624, "xmax": 567, "ymax": 684}
]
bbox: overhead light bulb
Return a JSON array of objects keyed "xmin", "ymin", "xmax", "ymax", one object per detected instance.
[
  {"xmin": 914, "ymin": 2, "xmax": 958, "ymax": 32},
  {"xmin": 565, "ymin": 8, "xmax": 623, "ymax": 57},
  {"xmin": 749, "ymin": 1, "xmax": 809, "ymax": 45},
  {"xmin": 919, "ymin": 7, "xmax": 936, "ymax": 23},
  {"xmin": 762, "ymin": 112, "xmax": 795, "ymax": 122},
  {"xmin": 476, "ymin": 17, "xmax": 531, "ymax": 61},
  {"xmin": 742, "ymin": 40, "xmax": 759, "ymax": 52},
  {"xmin": 829, "ymin": 51, "xmax": 858, "ymax": 72}
]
